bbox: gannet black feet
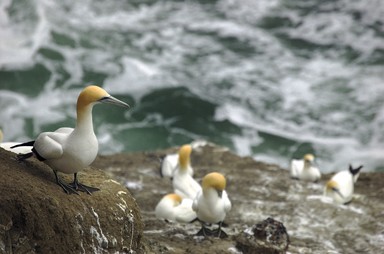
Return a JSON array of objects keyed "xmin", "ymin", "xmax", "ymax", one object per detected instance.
[
  {"xmin": 196, "ymin": 226, "xmax": 214, "ymax": 237},
  {"xmin": 52, "ymin": 171, "xmax": 99, "ymax": 195},
  {"xmin": 15, "ymin": 152, "xmax": 34, "ymax": 161},
  {"xmin": 211, "ymin": 222, "xmax": 228, "ymax": 238},
  {"xmin": 70, "ymin": 173, "xmax": 100, "ymax": 195},
  {"xmin": 53, "ymin": 170, "xmax": 79, "ymax": 195},
  {"xmin": 197, "ymin": 221, "xmax": 228, "ymax": 238}
]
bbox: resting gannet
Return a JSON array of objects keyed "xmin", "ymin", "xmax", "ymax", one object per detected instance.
[
  {"xmin": 290, "ymin": 154, "xmax": 321, "ymax": 182},
  {"xmin": 11, "ymin": 85, "xmax": 129, "ymax": 195},
  {"xmin": 155, "ymin": 193, "xmax": 197, "ymax": 223},
  {"xmin": 192, "ymin": 172, "xmax": 231, "ymax": 238},
  {"xmin": 0, "ymin": 129, "xmax": 32, "ymax": 154},
  {"xmin": 324, "ymin": 165, "xmax": 363, "ymax": 204},
  {"xmin": 172, "ymin": 144, "xmax": 201, "ymax": 199}
]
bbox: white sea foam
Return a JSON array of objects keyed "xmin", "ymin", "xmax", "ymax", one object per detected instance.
[{"xmin": 0, "ymin": 0, "xmax": 383, "ymax": 174}]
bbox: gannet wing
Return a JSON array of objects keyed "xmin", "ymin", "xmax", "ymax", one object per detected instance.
[
  {"xmin": 290, "ymin": 159, "xmax": 302, "ymax": 178},
  {"xmin": 222, "ymin": 191, "xmax": 232, "ymax": 212},
  {"xmin": 175, "ymin": 199, "xmax": 197, "ymax": 223},
  {"xmin": 161, "ymin": 153, "xmax": 178, "ymax": 178},
  {"xmin": 192, "ymin": 190, "xmax": 202, "ymax": 212},
  {"xmin": 33, "ymin": 132, "xmax": 66, "ymax": 160}
]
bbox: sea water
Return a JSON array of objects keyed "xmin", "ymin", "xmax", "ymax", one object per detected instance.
[{"xmin": 0, "ymin": 0, "xmax": 383, "ymax": 172}]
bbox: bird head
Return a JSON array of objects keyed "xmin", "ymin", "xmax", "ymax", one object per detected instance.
[
  {"xmin": 77, "ymin": 85, "xmax": 130, "ymax": 110},
  {"xmin": 303, "ymin": 154, "xmax": 315, "ymax": 163},
  {"xmin": 325, "ymin": 180, "xmax": 344, "ymax": 198},
  {"xmin": 178, "ymin": 144, "xmax": 192, "ymax": 170},
  {"xmin": 165, "ymin": 193, "xmax": 182, "ymax": 206},
  {"xmin": 202, "ymin": 172, "xmax": 226, "ymax": 197}
]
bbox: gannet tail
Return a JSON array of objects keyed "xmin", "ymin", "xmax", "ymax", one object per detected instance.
[{"xmin": 349, "ymin": 164, "xmax": 363, "ymax": 176}]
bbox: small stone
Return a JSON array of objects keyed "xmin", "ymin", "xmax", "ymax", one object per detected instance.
[{"xmin": 236, "ymin": 217, "xmax": 290, "ymax": 254}]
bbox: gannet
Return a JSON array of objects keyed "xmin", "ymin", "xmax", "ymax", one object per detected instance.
[
  {"xmin": 192, "ymin": 172, "xmax": 231, "ymax": 238},
  {"xmin": 172, "ymin": 144, "xmax": 201, "ymax": 199},
  {"xmin": 0, "ymin": 129, "xmax": 32, "ymax": 154},
  {"xmin": 324, "ymin": 165, "xmax": 363, "ymax": 204},
  {"xmin": 160, "ymin": 147, "xmax": 194, "ymax": 178},
  {"xmin": 290, "ymin": 154, "xmax": 321, "ymax": 182},
  {"xmin": 155, "ymin": 193, "xmax": 197, "ymax": 223},
  {"xmin": 11, "ymin": 85, "xmax": 129, "ymax": 195}
]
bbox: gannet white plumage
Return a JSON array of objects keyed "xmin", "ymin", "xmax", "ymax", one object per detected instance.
[
  {"xmin": 192, "ymin": 172, "xmax": 231, "ymax": 238},
  {"xmin": 160, "ymin": 153, "xmax": 179, "ymax": 178},
  {"xmin": 172, "ymin": 144, "xmax": 201, "ymax": 199},
  {"xmin": 324, "ymin": 165, "xmax": 363, "ymax": 204},
  {"xmin": 0, "ymin": 129, "xmax": 32, "ymax": 154},
  {"xmin": 11, "ymin": 85, "xmax": 129, "ymax": 195},
  {"xmin": 155, "ymin": 193, "xmax": 197, "ymax": 223},
  {"xmin": 290, "ymin": 154, "xmax": 321, "ymax": 182}
]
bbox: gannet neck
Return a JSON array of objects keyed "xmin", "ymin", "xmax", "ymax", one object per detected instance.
[
  {"xmin": 76, "ymin": 103, "xmax": 95, "ymax": 133},
  {"xmin": 75, "ymin": 85, "xmax": 109, "ymax": 133},
  {"xmin": 303, "ymin": 160, "xmax": 311, "ymax": 169},
  {"xmin": 178, "ymin": 144, "xmax": 192, "ymax": 170}
]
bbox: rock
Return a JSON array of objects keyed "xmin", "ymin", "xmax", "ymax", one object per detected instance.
[
  {"xmin": 92, "ymin": 143, "xmax": 384, "ymax": 253},
  {"xmin": 236, "ymin": 217, "xmax": 290, "ymax": 254},
  {"xmin": 0, "ymin": 148, "xmax": 143, "ymax": 253}
]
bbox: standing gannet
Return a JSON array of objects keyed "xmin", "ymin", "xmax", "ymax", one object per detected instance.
[
  {"xmin": 155, "ymin": 193, "xmax": 197, "ymax": 223},
  {"xmin": 324, "ymin": 165, "xmax": 363, "ymax": 204},
  {"xmin": 172, "ymin": 144, "xmax": 201, "ymax": 199},
  {"xmin": 11, "ymin": 85, "xmax": 129, "ymax": 195},
  {"xmin": 192, "ymin": 172, "xmax": 231, "ymax": 238},
  {"xmin": 290, "ymin": 154, "xmax": 321, "ymax": 182},
  {"xmin": 0, "ymin": 129, "xmax": 32, "ymax": 154},
  {"xmin": 160, "ymin": 146, "xmax": 194, "ymax": 178}
]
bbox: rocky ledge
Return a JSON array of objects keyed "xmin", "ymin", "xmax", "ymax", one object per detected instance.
[
  {"xmin": 0, "ymin": 148, "xmax": 143, "ymax": 253},
  {"xmin": 94, "ymin": 143, "xmax": 384, "ymax": 253},
  {"xmin": 1, "ymin": 143, "xmax": 383, "ymax": 253}
]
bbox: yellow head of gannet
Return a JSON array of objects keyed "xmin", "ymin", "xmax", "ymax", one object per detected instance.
[
  {"xmin": 0, "ymin": 129, "xmax": 3, "ymax": 143},
  {"xmin": 325, "ymin": 180, "xmax": 338, "ymax": 191},
  {"xmin": 325, "ymin": 179, "xmax": 344, "ymax": 203},
  {"xmin": 202, "ymin": 172, "xmax": 226, "ymax": 195},
  {"xmin": 11, "ymin": 85, "xmax": 130, "ymax": 195},
  {"xmin": 178, "ymin": 144, "xmax": 192, "ymax": 170},
  {"xmin": 166, "ymin": 193, "xmax": 183, "ymax": 206},
  {"xmin": 76, "ymin": 85, "xmax": 129, "ymax": 124},
  {"xmin": 303, "ymin": 154, "xmax": 315, "ymax": 165}
]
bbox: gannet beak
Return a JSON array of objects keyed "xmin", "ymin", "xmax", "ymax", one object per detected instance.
[
  {"xmin": 332, "ymin": 187, "xmax": 344, "ymax": 199},
  {"xmin": 217, "ymin": 190, "xmax": 223, "ymax": 198},
  {"xmin": 99, "ymin": 96, "xmax": 130, "ymax": 108}
]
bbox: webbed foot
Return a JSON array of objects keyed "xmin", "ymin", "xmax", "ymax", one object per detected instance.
[
  {"xmin": 196, "ymin": 226, "xmax": 214, "ymax": 237},
  {"xmin": 71, "ymin": 181, "xmax": 100, "ymax": 195},
  {"xmin": 211, "ymin": 228, "xmax": 228, "ymax": 238}
]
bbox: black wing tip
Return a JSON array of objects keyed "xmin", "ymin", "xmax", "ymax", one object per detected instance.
[
  {"xmin": 10, "ymin": 140, "xmax": 35, "ymax": 149},
  {"xmin": 349, "ymin": 164, "xmax": 363, "ymax": 175}
]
